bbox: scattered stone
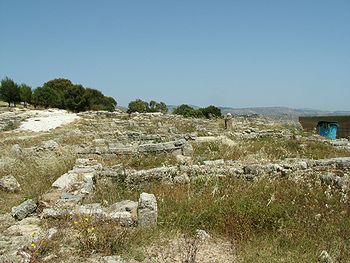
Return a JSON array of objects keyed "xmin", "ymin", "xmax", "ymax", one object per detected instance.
[
  {"xmin": 100, "ymin": 256, "xmax": 126, "ymax": 263},
  {"xmin": 335, "ymin": 175, "xmax": 349, "ymax": 190},
  {"xmin": 203, "ymin": 159, "xmax": 225, "ymax": 166},
  {"xmin": 41, "ymin": 207, "xmax": 67, "ymax": 219},
  {"xmin": 138, "ymin": 192, "xmax": 158, "ymax": 227},
  {"xmin": 319, "ymin": 250, "xmax": 333, "ymax": 263},
  {"xmin": 138, "ymin": 140, "xmax": 186, "ymax": 153},
  {"xmin": 319, "ymin": 172, "xmax": 336, "ymax": 186},
  {"xmin": 243, "ymin": 164, "xmax": 264, "ymax": 176},
  {"xmin": 109, "ymin": 200, "xmax": 138, "ymax": 212},
  {"xmin": 52, "ymin": 173, "xmax": 78, "ymax": 190},
  {"xmin": 173, "ymin": 174, "xmax": 190, "ymax": 184},
  {"xmin": 182, "ymin": 142, "xmax": 194, "ymax": 156},
  {"xmin": 176, "ymin": 155, "xmax": 192, "ymax": 165},
  {"xmin": 42, "ymin": 140, "xmax": 60, "ymax": 150},
  {"xmin": 11, "ymin": 199, "xmax": 37, "ymax": 220},
  {"xmin": 0, "ymin": 175, "xmax": 21, "ymax": 192},
  {"xmin": 107, "ymin": 211, "xmax": 133, "ymax": 226},
  {"xmin": 10, "ymin": 144, "xmax": 22, "ymax": 156},
  {"xmin": 196, "ymin": 229, "xmax": 210, "ymax": 241},
  {"xmin": 73, "ymin": 203, "xmax": 106, "ymax": 218}
]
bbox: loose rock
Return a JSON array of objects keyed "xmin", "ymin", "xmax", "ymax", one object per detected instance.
[
  {"xmin": 11, "ymin": 199, "xmax": 38, "ymax": 220},
  {"xmin": 0, "ymin": 175, "xmax": 21, "ymax": 192}
]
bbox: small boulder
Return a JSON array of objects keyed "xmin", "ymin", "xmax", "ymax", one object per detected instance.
[
  {"xmin": 42, "ymin": 140, "xmax": 60, "ymax": 151},
  {"xmin": 0, "ymin": 175, "xmax": 21, "ymax": 192},
  {"xmin": 41, "ymin": 208, "xmax": 67, "ymax": 219},
  {"xmin": 176, "ymin": 155, "xmax": 192, "ymax": 165},
  {"xmin": 196, "ymin": 229, "xmax": 210, "ymax": 241},
  {"xmin": 10, "ymin": 144, "xmax": 22, "ymax": 157},
  {"xmin": 137, "ymin": 192, "xmax": 157, "ymax": 227},
  {"xmin": 319, "ymin": 250, "xmax": 333, "ymax": 263},
  {"xmin": 203, "ymin": 159, "xmax": 225, "ymax": 166},
  {"xmin": 173, "ymin": 174, "xmax": 190, "ymax": 184},
  {"xmin": 11, "ymin": 199, "xmax": 37, "ymax": 220},
  {"xmin": 319, "ymin": 173, "xmax": 336, "ymax": 186},
  {"xmin": 243, "ymin": 164, "xmax": 264, "ymax": 176},
  {"xmin": 182, "ymin": 143, "xmax": 194, "ymax": 156}
]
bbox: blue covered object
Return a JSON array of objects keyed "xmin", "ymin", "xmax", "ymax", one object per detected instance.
[{"xmin": 317, "ymin": 121, "xmax": 339, "ymax": 139}]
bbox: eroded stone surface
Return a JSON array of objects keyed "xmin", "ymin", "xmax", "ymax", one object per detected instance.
[
  {"xmin": 138, "ymin": 193, "xmax": 158, "ymax": 227},
  {"xmin": 11, "ymin": 199, "xmax": 37, "ymax": 220}
]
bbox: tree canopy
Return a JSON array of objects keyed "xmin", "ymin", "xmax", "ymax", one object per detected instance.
[
  {"xmin": 0, "ymin": 77, "xmax": 117, "ymax": 112},
  {"xmin": 0, "ymin": 77, "xmax": 20, "ymax": 106},
  {"xmin": 173, "ymin": 104, "xmax": 222, "ymax": 119},
  {"xmin": 19, "ymin": 84, "xmax": 32, "ymax": 107},
  {"xmin": 127, "ymin": 99, "xmax": 168, "ymax": 114}
]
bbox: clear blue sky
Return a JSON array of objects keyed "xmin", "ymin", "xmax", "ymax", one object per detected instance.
[{"xmin": 1, "ymin": 0, "xmax": 349, "ymax": 110}]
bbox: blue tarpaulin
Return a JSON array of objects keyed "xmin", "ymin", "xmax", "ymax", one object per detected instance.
[{"xmin": 317, "ymin": 121, "xmax": 339, "ymax": 139}]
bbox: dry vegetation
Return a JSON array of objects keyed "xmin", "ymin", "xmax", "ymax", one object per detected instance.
[
  {"xmin": 86, "ymin": 175, "xmax": 350, "ymax": 262},
  {"xmin": 193, "ymin": 137, "xmax": 350, "ymax": 164},
  {"xmin": 1, "ymin": 110, "xmax": 350, "ymax": 262}
]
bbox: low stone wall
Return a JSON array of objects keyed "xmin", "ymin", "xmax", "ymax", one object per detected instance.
[{"xmin": 100, "ymin": 157, "xmax": 350, "ymax": 185}]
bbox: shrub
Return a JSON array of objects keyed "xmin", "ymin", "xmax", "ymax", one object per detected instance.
[
  {"xmin": 173, "ymin": 104, "xmax": 221, "ymax": 118},
  {"xmin": 127, "ymin": 99, "xmax": 168, "ymax": 113},
  {"xmin": 127, "ymin": 99, "xmax": 149, "ymax": 113},
  {"xmin": 173, "ymin": 104, "xmax": 203, "ymax": 118},
  {"xmin": 199, "ymin": 105, "xmax": 222, "ymax": 118}
]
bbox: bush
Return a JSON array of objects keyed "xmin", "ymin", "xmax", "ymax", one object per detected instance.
[
  {"xmin": 127, "ymin": 99, "xmax": 168, "ymax": 114},
  {"xmin": 173, "ymin": 104, "xmax": 222, "ymax": 119},
  {"xmin": 173, "ymin": 104, "xmax": 203, "ymax": 118},
  {"xmin": 199, "ymin": 105, "xmax": 222, "ymax": 118}
]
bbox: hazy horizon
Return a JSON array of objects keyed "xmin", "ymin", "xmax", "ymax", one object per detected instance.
[{"xmin": 1, "ymin": 1, "xmax": 349, "ymax": 111}]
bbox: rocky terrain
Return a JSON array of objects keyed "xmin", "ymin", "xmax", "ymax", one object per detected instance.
[{"xmin": 1, "ymin": 107, "xmax": 350, "ymax": 262}]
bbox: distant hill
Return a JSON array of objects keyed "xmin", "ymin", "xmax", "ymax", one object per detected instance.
[
  {"xmin": 167, "ymin": 104, "xmax": 350, "ymax": 120},
  {"xmin": 220, "ymin": 106, "xmax": 350, "ymax": 120}
]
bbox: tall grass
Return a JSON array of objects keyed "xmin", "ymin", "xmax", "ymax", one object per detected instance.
[
  {"xmin": 89, "ymin": 175, "xmax": 350, "ymax": 262},
  {"xmin": 0, "ymin": 149, "xmax": 76, "ymax": 213},
  {"xmin": 193, "ymin": 137, "xmax": 350, "ymax": 163}
]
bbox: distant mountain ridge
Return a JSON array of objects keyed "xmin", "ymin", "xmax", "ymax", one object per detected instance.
[
  {"xmin": 126, "ymin": 104, "xmax": 350, "ymax": 120},
  {"xmin": 220, "ymin": 106, "xmax": 350, "ymax": 120}
]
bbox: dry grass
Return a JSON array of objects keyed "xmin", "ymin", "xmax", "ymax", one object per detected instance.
[
  {"xmin": 93, "ymin": 153, "xmax": 178, "ymax": 170},
  {"xmin": 0, "ymin": 149, "xmax": 76, "ymax": 213},
  {"xmin": 193, "ymin": 137, "xmax": 350, "ymax": 163},
  {"xmin": 87, "ymin": 173, "xmax": 350, "ymax": 262}
]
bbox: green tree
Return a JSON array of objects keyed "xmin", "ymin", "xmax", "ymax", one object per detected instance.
[
  {"xmin": 199, "ymin": 105, "xmax": 222, "ymax": 118},
  {"xmin": 19, "ymin": 84, "xmax": 32, "ymax": 107},
  {"xmin": 173, "ymin": 104, "xmax": 203, "ymax": 118},
  {"xmin": 127, "ymin": 99, "xmax": 150, "ymax": 113},
  {"xmin": 32, "ymin": 86, "xmax": 62, "ymax": 108},
  {"xmin": 0, "ymin": 77, "xmax": 20, "ymax": 107},
  {"xmin": 64, "ymin": 84, "xmax": 87, "ymax": 112},
  {"xmin": 101, "ymin": 96, "xmax": 117, "ymax": 112},
  {"xmin": 149, "ymin": 100, "xmax": 168, "ymax": 113},
  {"xmin": 43, "ymin": 78, "xmax": 73, "ymax": 108}
]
